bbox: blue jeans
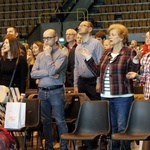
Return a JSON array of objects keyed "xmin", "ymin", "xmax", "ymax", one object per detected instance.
[
  {"xmin": 102, "ymin": 96, "xmax": 133, "ymax": 150},
  {"xmin": 38, "ymin": 87, "xmax": 68, "ymax": 150}
]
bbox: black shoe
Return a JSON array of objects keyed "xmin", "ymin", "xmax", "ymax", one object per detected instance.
[{"xmin": 78, "ymin": 145, "xmax": 87, "ymax": 150}]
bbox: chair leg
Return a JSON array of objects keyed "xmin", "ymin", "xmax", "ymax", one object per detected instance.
[
  {"xmin": 109, "ymin": 139, "xmax": 113, "ymax": 150},
  {"xmin": 98, "ymin": 138, "xmax": 101, "ymax": 150},
  {"xmin": 73, "ymin": 140, "xmax": 76, "ymax": 150},
  {"xmin": 68, "ymin": 140, "xmax": 72, "ymax": 149},
  {"xmin": 24, "ymin": 131, "xmax": 27, "ymax": 150},
  {"xmin": 39, "ymin": 131, "xmax": 45, "ymax": 150}
]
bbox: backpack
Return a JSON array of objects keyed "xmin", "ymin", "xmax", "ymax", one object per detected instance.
[{"xmin": 0, "ymin": 127, "xmax": 18, "ymax": 150}]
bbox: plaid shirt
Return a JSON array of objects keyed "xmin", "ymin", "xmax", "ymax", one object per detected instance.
[
  {"xmin": 140, "ymin": 52, "xmax": 150, "ymax": 100},
  {"xmin": 85, "ymin": 46, "xmax": 140, "ymax": 95}
]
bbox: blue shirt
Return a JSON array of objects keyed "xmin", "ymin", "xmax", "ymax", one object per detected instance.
[
  {"xmin": 74, "ymin": 37, "xmax": 104, "ymax": 87},
  {"xmin": 31, "ymin": 47, "xmax": 68, "ymax": 87}
]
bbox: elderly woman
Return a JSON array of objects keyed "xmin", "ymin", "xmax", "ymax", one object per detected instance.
[{"xmin": 79, "ymin": 24, "xmax": 141, "ymax": 150}]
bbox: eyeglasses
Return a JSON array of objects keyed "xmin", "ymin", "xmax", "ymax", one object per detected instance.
[
  {"xmin": 78, "ymin": 24, "xmax": 90, "ymax": 28},
  {"xmin": 43, "ymin": 36, "xmax": 56, "ymax": 41}
]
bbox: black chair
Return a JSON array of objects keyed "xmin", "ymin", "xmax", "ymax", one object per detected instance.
[
  {"xmin": 7, "ymin": 98, "xmax": 44, "ymax": 150},
  {"xmin": 112, "ymin": 100, "xmax": 150, "ymax": 149},
  {"xmin": 22, "ymin": 98, "xmax": 44, "ymax": 150},
  {"xmin": 52, "ymin": 94, "xmax": 81, "ymax": 149},
  {"xmin": 60, "ymin": 100, "xmax": 111, "ymax": 150},
  {"xmin": 65, "ymin": 95, "xmax": 81, "ymax": 132}
]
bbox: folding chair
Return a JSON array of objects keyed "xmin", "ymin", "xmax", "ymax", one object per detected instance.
[
  {"xmin": 60, "ymin": 101, "xmax": 111, "ymax": 150},
  {"xmin": 22, "ymin": 98, "xmax": 44, "ymax": 150},
  {"xmin": 112, "ymin": 100, "xmax": 150, "ymax": 149},
  {"xmin": 52, "ymin": 94, "xmax": 81, "ymax": 149},
  {"xmin": 65, "ymin": 95, "xmax": 81, "ymax": 132},
  {"xmin": 7, "ymin": 98, "xmax": 44, "ymax": 150}
]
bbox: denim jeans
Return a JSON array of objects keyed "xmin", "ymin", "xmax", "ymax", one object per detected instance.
[
  {"xmin": 102, "ymin": 96, "xmax": 133, "ymax": 150},
  {"xmin": 38, "ymin": 87, "xmax": 68, "ymax": 150}
]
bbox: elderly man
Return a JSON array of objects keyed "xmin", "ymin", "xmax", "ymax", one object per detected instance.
[{"xmin": 64, "ymin": 28, "xmax": 77, "ymax": 87}]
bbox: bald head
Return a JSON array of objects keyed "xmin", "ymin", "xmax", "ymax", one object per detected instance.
[
  {"xmin": 66, "ymin": 29, "xmax": 77, "ymax": 43},
  {"xmin": 43, "ymin": 29, "xmax": 58, "ymax": 47},
  {"xmin": 44, "ymin": 29, "xmax": 57, "ymax": 37},
  {"xmin": 66, "ymin": 29, "xmax": 77, "ymax": 35}
]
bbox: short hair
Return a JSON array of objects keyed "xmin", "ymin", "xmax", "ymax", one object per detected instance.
[
  {"xmin": 7, "ymin": 26, "xmax": 18, "ymax": 33},
  {"xmin": 66, "ymin": 29, "xmax": 77, "ymax": 35},
  {"xmin": 79, "ymin": 21, "xmax": 94, "ymax": 29},
  {"xmin": 95, "ymin": 31, "xmax": 106, "ymax": 40},
  {"xmin": 107, "ymin": 24, "xmax": 128, "ymax": 44}
]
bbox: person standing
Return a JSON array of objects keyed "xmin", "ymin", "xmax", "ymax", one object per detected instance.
[
  {"xmin": 64, "ymin": 29, "xmax": 77, "ymax": 87},
  {"xmin": 95, "ymin": 30, "xmax": 106, "ymax": 45},
  {"xmin": 31, "ymin": 29, "xmax": 68, "ymax": 150},
  {"xmin": 79, "ymin": 24, "xmax": 141, "ymax": 150},
  {"xmin": 126, "ymin": 31, "xmax": 150, "ymax": 100},
  {"xmin": 29, "ymin": 41, "xmax": 43, "ymax": 89},
  {"xmin": 6, "ymin": 26, "xmax": 26, "ymax": 58},
  {"xmin": 76, "ymin": 33, "xmax": 82, "ymax": 45},
  {"xmin": 141, "ymin": 31, "xmax": 150, "ymax": 56},
  {"xmin": 126, "ymin": 31, "xmax": 150, "ymax": 150},
  {"xmin": 0, "ymin": 34, "xmax": 28, "ymax": 138},
  {"xmin": 0, "ymin": 34, "xmax": 28, "ymax": 97},
  {"xmin": 74, "ymin": 21, "xmax": 104, "ymax": 100}
]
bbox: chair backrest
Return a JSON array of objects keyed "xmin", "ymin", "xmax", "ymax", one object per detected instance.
[
  {"xmin": 21, "ymin": 98, "xmax": 40, "ymax": 128},
  {"xmin": 65, "ymin": 95, "xmax": 80, "ymax": 120},
  {"xmin": 75, "ymin": 101, "xmax": 111, "ymax": 134},
  {"xmin": 126, "ymin": 100, "xmax": 150, "ymax": 133}
]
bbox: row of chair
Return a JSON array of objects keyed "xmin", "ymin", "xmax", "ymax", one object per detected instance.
[
  {"xmin": 0, "ymin": 0, "xmax": 59, "ymax": 6},
  {"xmin": 91, "ymin": 10, "xmax": 150, "ymax": 22},
  {"xmin": 61, "ymin": 100, "xmax": 150, "ymax": 149},
  {"xmin": 104, "ymin": 0, "xmax": 148, "ymax": 5},
  {"xmin": 101, "ymin": 19, "xmax": 149, "ymax": 29},
  {"xmin": 93, "ymin": 26, "xmax": 149, "ymax": 35},
  {"xmin": 4, "ymin": 95, "xmax": 149, "ymax": 149},
  {"xmin": 0, "ymin": 2, "xmax": 56, "ymax": 12},
  {"xmin": 94, "ymin": 2, "xmax": 150, "ymax": 13}
]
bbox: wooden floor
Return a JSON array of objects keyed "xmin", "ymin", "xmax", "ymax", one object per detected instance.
[{"xmin": 23, "ymin": 136, "xmax": 140, "ymax": 150}]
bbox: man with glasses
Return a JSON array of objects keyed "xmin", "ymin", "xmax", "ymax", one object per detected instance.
[
  {"xmin": 31, "ymin": 29, "xmax": 68, "ymax": 150},
  {"xmin": 64, "ymin": 28, "xmax": 77, "ymax": 87},
  {"xmin": 74, "ymin": 21, "xmax": 103, "ymax": 100},
  {"xmin": 74, "ymin": 21, "xmax": 104, "ymax": 149}
]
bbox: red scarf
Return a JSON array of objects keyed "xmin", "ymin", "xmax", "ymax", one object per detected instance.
[{"xmin": 142, "ymin": 43, "xmax": 150, "ymax": 56}]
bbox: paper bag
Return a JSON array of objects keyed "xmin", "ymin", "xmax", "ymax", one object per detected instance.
[{"xmin": 4, "ymin": 102, "xmax": 26, "ymax": 129}]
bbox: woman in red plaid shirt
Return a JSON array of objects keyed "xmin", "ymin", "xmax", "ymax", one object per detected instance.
[
  {"xmin": 127, "ymin": 31, "xmax": 150, "ymax": 100},
  {"xmin": 79, "ymin": 23, "xmax": 141, "ymax": 150}
]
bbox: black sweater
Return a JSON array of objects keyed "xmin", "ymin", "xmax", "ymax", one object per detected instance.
[{"xmin": 0, "ymin": 56, "xmax": 28, "ymax": 93}]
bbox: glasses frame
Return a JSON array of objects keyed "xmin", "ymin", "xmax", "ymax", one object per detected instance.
[{"xmin": 43, "ymin": 36, "xmax": 56, "ymax": 41}]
